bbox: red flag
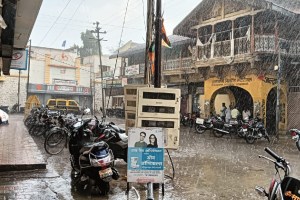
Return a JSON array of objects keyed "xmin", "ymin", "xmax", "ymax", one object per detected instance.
[{"xmin": 161, "ymin": 20, "xmax": 171, "ymax": 48}]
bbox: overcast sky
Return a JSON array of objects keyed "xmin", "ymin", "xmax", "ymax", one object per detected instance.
[{"xmin": 30, "ymin": 0, "xmax": 201, "ymax": 55}]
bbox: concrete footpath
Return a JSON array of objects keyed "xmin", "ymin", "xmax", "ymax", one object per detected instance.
[{"xmin": 0, "ymin": 114, "xmax": 46, "ymax": 172}]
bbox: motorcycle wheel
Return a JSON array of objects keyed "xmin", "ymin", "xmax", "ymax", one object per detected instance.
[
  {"xmin": 296, "ymin": 140, "xmax": 300, "ymax": 151},
  {"xmin": 195, "ymin": 125, "xmax": 205, "ymax": 134},
  {"xmin": 213, "ymin": 130, "xmax": 224, "ymax": 138},
  {"xmin": 237, "ymin": 128, "xmax": 245, "ymax": 138},
  {"xmin": 245, "ymin": 132, "xmax": 256, "ymax": 144},
  {"xmin": 96, "ymin": 180, "xmax": 110, "ymax": 195},
  {"xmin": 181, "ymin": 120, "xmax": 187, "ymax": 127}
]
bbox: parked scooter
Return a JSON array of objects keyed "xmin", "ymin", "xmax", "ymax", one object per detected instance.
[
  {"xmin": 71, "ymin": 141, "xmax": 119, "ymax": 195},
  {"xmin": 289, "ymin": 129, "xmax": 300, "ymax": 151},
  {"xmin": 91, "ymin": 117, "xmax": 128, "ymax": 163},
  {"xmin": 68, "ymin": 110, "xmax": 119, "ymax": 195},
  {"xmin": 255, "ymin": 147, "xmax": 300, "ymax": 199}
]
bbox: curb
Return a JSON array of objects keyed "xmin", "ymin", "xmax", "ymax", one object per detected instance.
[{"xmin": 0, "ymin": 163, "xmax": 47, "ymax": 172}]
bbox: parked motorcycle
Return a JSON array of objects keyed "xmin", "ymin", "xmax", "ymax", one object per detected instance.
[
  {"xmin": 244, "ymin": 116, "xmax": 270, "ymax": 144},
  {"xmin": 212, "ymin": 116, "xmax": 243, "ymax": 138},
  {"xmin": 71, "ymin": 141, "xmax": 119, "ymax": 195},
  {"xmin": 255, "ymin": 147, "xmax": 300, "ymax": 200},
  {"xmin": 67, "ymin": 110, "xmax": 119, "ymax": 195},
  {"xmin": 289, "ymin": 129, "xmax": 300, "ymax": 151},
  {"xmin": 194, "ymin": 115, "xmax": 216, "ymax": 134},
  {"xmin": 92, "ymin": 118, "xmax": 128, "ymax": 163},
  {"xmin": 180, "ymin": 113, "xmax": 191, "ymax": 127}
]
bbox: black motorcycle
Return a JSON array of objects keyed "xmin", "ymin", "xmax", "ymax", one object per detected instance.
[
  {"xmin": 244, "ymin": 116, "xmax": 270, "ymax": 144},
  {"xmin": 68, "ymin": 116, "xmax": 119, "ymax": 195},
  {"xmin": 93, "ymin": 119, "xmax": 128, "ymax": 163},
  {"xmin": 194, "ymin": 115, "xmax": 216, "ymax": 134},
  {"xmin": 212, "ymin": 117, "xmax": 242, "ymax": 138}
]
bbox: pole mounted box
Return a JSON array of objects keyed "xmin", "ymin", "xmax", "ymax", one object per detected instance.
[{"xmin": 136, "ymin": 87, "xmax": 181, "ymax": 149}]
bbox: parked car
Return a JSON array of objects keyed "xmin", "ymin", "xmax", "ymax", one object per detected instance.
[{"xmin": 46, "ymin": 99, "xmax": 81, "ymax": 114}]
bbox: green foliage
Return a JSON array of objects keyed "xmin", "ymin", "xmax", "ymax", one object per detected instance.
[{"xmin": 78, "ymin": 30, "xmax": 99, "ymax": 57}]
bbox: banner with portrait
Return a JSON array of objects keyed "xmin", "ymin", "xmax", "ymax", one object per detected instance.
[{"xmin": 127, "ymin": 127, "xmax": 164, "ymax": 183}]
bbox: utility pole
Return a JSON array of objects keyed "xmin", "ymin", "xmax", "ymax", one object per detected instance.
[
  {"xmin": 92, "ymin": 22, "xmax": 107, "ymax": 118},
  {"xmin": 154, "ymin": 0, "xmax": 162, "ymax": 88},
  {"xmin": 26, "ymin": 39, "xmax": 31, "ymax": 101},
  {"xmin": 146, "ymin": 2, "xmax": 162, "ymax": 199},
  {"xmin": 144, "ymin": 0, "xmax": 154, "ymax": 85}
]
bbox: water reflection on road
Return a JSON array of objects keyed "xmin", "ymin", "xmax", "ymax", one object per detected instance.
[{"xmin": 2, "ymin": 116, "xmax": 300, "ymax": 200}]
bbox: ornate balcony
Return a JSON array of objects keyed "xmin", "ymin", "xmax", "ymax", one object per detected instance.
[{"xmin": 195, "ymin": 34, "xmax": 300, "ymax": 63}]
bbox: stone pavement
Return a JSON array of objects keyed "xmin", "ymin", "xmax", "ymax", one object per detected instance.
[{"xmin": 0, "ymin": 114, "xmax": 46, "ymax": 172}]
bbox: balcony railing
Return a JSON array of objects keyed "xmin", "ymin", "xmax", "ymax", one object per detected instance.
[
  {"xmin": 163, "ymin": 57, "xmax": 192, "ymax": 70},
  {"xmin": 196, "ymin": 34, "xmax": 300, "ymax": 61}
]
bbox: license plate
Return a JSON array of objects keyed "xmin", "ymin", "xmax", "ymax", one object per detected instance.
[
  {"xmin": 243, "ymin": 129, "xmax": 247, "ymax": 132},
  {"xmin": 99, "ymin": 168, "xmax": 113, "ymax": 179},
  {"xmin": 196, "ymin": 118, "xmax": 204, "ymax": 124}
]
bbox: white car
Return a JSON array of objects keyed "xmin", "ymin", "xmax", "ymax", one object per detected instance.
[{"xmin": 0, "ymin": 109, "xmax": 9, "ymax": 125}]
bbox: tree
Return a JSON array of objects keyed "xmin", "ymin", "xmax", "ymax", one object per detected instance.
[{"xmin": 78, "ymin": 30, "xmax": 98, "ymax": 57}]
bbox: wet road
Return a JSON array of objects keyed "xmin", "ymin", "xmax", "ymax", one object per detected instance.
[{"xmin": 1, "ymin": 115, "xmax": 300, "ymax": 200}]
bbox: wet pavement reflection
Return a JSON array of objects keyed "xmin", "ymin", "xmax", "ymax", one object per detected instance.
[{"xmin": 0, "ymin": 116, "xmax": 300, "ymax": 199}]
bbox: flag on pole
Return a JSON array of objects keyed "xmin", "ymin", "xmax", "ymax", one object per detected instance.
[
  {"xmin": 161, "ymin": 20, "xmax": 171, "ymax": 48},
  {"xmin": 148, "ymin": 42, "xmax": 155, "ymax": 75},
  {"xmin": 62, "ymin": 40, "xmax": 66, "ymax": 47}
]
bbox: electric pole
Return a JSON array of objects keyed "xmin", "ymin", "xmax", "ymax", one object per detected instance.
[
  {"xmin": 154, "ymin": 0, "xmax": 162, "ymax": 88},
  {"xmin": 92, "ymin": 22, "xmax": 107, "ymax": 118},
  {"xmin": 144, "ymin": 0, "xmax": 154, "ymax": 85}
]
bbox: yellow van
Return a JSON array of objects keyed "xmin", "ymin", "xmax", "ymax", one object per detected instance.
[{"xmin": 46, "ymin": 99, "xmax": 81, "ymax": 113}]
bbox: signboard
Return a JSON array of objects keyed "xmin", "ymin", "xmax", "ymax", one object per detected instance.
[
  {"xmin": 54, "ymin": 85, "xmax": 75, "ymax": 92},
  {"xmin": 53, "ymin": 79, "xmax": 77, "ymax": 86},
  {"xmin": 10, "ymin": 49, "xmax": 28, "ymax": 70},
  {"xmin": 125, "ymin": 64, "xmax": 139, "ymax": 75},
  {"xmin": 127, "ymin": 127, "xmax": 164, "ymax": 183},
  {"xmin": 122, "ymin": 78, "xmax": 128, "ymax": 86}
]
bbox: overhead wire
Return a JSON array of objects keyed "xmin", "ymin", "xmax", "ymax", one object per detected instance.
[
  {"xmin": 38, "ymin": 0, "xmax": 72, "ymax": 46},
  {"xmin": 51, "ymin": 0, "xmax": 86, "ymax": 46},
  {"xmin": 106, "ymin": 0, "xmax": 130, "ymax": 110}
]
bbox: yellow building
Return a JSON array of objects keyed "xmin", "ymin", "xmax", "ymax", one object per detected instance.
[{"xmin": 172, "ymin": 0, "xmax": 300, "ymax": 134}]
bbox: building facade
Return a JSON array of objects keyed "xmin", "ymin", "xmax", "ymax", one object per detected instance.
[{"xmin": 173, "ymin": 0, "xmax": 300, "ymax": 134}]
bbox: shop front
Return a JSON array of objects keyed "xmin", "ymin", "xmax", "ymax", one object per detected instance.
[{"xmin": 203, "ymin": 74, "xmax": 287, "ymax": 134}]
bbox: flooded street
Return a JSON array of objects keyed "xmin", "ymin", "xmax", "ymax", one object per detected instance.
[{"xmin": 0, "ymin": 115, "xmax": 300, "ymax": 200}]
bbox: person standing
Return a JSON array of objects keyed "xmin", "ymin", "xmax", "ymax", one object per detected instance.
[
  {"xmin": 220, "ymin": 103, "xmax": 227, "ymax": 121},
  {"xmin": 231, "ymin": 106, "xmax": 240, "ymax": 120},
  {"xmin": 134, "ymin": 132, "xmax": 147, "ymax": 147},
  {"xmin": 225, "ymin": 105, "xmax": 232, "ymax": 123},
  {"xmin": 242, "ymin": 108, "xmax": 251, "ymax": 121}
]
